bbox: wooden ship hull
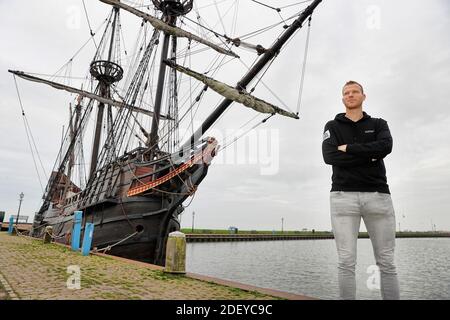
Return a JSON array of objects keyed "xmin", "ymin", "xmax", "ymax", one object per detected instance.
[{"xmin": 32, "ymin": 139, "xmax": 217, "ymax": 265}]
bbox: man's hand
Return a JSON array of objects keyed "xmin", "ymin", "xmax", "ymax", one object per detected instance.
[{"xmin": 338, "ymin": 145, "xmax": 347, "ymax": 152}]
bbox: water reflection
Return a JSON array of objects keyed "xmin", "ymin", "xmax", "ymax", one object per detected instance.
[{"xmin": 186, "ymin": 238, "xmax": 450, "ymax": 300}]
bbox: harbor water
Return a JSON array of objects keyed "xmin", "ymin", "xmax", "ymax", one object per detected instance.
[{"xmin": 186, "ymin": 238, "xmax": 450, "ymax": 300}]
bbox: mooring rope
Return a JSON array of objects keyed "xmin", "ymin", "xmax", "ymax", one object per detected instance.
[{"xmin": 94, "ymin": 231, "xmax": 140, "ymax": 253}]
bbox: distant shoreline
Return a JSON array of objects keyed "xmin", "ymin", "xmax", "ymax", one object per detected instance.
[
  {"xmin": 181, "ymin": 229, "xmax": 450, "ymax": 242},
  {"xmin": 181, "ymin": 228, "xmax": 450, "ymax": 236}
]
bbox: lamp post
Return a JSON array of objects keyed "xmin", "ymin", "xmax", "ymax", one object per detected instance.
[
  {"xmin": 281, "ymin": 217, "xmax": 284, "ymax": 234},
  {"xmin": 191, "ymin": 211, "xmax": 195, "ymax": 233},
  {"xmin": 15, "ymin": 192, "xmax": 24, "ymax": 231}
]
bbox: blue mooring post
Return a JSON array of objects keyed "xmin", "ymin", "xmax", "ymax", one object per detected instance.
[
  {"xmin": 81, "ymin": 223, "xmax": 94, "ymax": 256},
  {"xmin": 71, "ymin": 211, "xmax": 83, "ymax": 251},
  {"xmin": 8, "ymin": 216, "xmax": 14, "ymax": 234}
]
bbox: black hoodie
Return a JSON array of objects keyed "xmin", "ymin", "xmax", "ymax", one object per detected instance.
[{"xmin": 322, "ymin": 112, "xmax": 392, "ymax": 194}]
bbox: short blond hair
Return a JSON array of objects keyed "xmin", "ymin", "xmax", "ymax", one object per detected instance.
[{"xmin": 343, "ymin": 80, "xmax": 364, "ymax": 94}]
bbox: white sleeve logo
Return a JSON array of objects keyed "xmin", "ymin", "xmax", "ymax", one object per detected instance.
[{"xmin": 323, "ymin": 130, "xmax": 330, "ymax": 141}]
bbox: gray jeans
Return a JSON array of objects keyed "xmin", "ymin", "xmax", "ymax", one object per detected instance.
[{"xmin": 330, "ymin": 191, "xmax": 400, "ymax": 300}]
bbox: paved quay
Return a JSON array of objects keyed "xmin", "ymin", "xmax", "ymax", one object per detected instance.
[{"xmin": 0, "ymin": 232, "xmax": 313, "ymax": 300}]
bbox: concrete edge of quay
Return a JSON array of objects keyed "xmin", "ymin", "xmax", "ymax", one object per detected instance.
[{"xmin": 184, "ymin": 272, "xmax": 317, "ymax": 300}]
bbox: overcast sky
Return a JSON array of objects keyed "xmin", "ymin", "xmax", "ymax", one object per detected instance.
[{"xmin": 1, "ymin": 0, "xmax": 449, "ymax": 232}]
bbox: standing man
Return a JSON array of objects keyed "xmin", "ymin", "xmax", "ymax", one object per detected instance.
[{"xmin": 322, "ymin": 81, "xmax": 400, "ymax": 300}]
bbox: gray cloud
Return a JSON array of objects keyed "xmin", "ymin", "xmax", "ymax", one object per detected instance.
[{"xmin": 1, "ymin": 0, "xmax": 449, "ymax": 232}]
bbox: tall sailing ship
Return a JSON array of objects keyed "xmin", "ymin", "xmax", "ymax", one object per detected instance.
[{"xmin": 9, "ymin": 0, "xmax": 322, "ymax": 265}]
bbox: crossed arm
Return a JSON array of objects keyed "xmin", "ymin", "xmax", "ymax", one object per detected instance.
[{"xmin": 322, "ymin": 120, "xmax": 393, "ymax": 167}]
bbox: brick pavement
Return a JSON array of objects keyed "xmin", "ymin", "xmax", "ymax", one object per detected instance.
[{"xmin": 0, "ymin": 232, "xmax": 288, "ymax": 300}]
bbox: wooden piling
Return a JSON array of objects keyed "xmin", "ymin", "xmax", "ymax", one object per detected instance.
[
  {"xmin": 164, "ymin": 231, "xmax": 186, "ymax": 274},
  {"xmin": 43, "ymin": 226, "xmax": 53, "ymax": 244}
]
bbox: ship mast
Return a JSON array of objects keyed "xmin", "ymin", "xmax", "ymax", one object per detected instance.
[
  {"xmin": 62, "ymin": 100, "xmax": 82, "ymax": 199},
  {"xmin": 184, "ymin": 0, "xmax": 322, "ymax": 149},
  {"xmin": 89, "ymin": 6, "xmax": 123, "ymax": 178},
  {"xmin": 147, "ymin": 0, "xmax": 194, "ymax": 158},
  {"xmin": 147, "ymin": 19, "xmax": 173, "ymax": 156}
]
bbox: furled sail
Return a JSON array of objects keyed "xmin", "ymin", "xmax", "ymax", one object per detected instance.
[
  {"xmin": 165, "ymin": 61, "xmax": 299, "ymax": 119},
  {"xmin": 8, "ymin": 70, "xmax": 172, "ymax": 120},
  {"xmin": 99, "ymin": 0, "xmax": 239, "ymax": 58}
]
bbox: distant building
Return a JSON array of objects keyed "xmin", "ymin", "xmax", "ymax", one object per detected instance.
[{"xmin": 228, "ymin": 226, "xmax": 238, "ymax": 234}]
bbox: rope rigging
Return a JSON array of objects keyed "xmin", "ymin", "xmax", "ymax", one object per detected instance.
[
  {"xmin": 52, "ymin": 18, "xmax": 108, "ymax": 80},
  {"xmin": 235, "ymin": 7, "xmax": 309, "ymax": 41},
  {"xmin": 237, "ymin": 58, "xmax": 292, "ymax": 112},
  {"xmin": 218, "ymin": 113, "xmax": 274, "ymax": 153},
  {"xmin": 81, "ymin": 0, "xmax": 98, "ymax": 48},
  {"xmin": 172, "ymin": 1, "xmax": 315, "ymax": 150},
  {"xmin": 251, "ymin": 0, "xmax": 314, "ymax": 12},
  {"xmin": 13, "ymin": 76, "xmax": 46, "ymax": 193},
  {"xmin": 20, "ymin": 0, "xmax": 313, "ymax": 162},
  {"xmin": 251, "ymin": 0, "xmax": 280, "ymax": 12},
  {"xmin": 296, "ymin": 15, "xmax": 313, "ymax": 115},
  {"xmin": 179, "ymin": 0, "xmax": 315, "ymax": 150},
  {"xmin": 12, "ymin": 0, "xmax": 317, "ymax": 207},
  {"xmin": 181, "ymin": 1, "xmax": 309, "ymax": 49},
  {"xmin": 213, "ymin": 0, "xmax": 228, "ymax": 35},
  {"xmin": 280, "ymin": 0, "xmax": 314, "ymax": 10}
]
